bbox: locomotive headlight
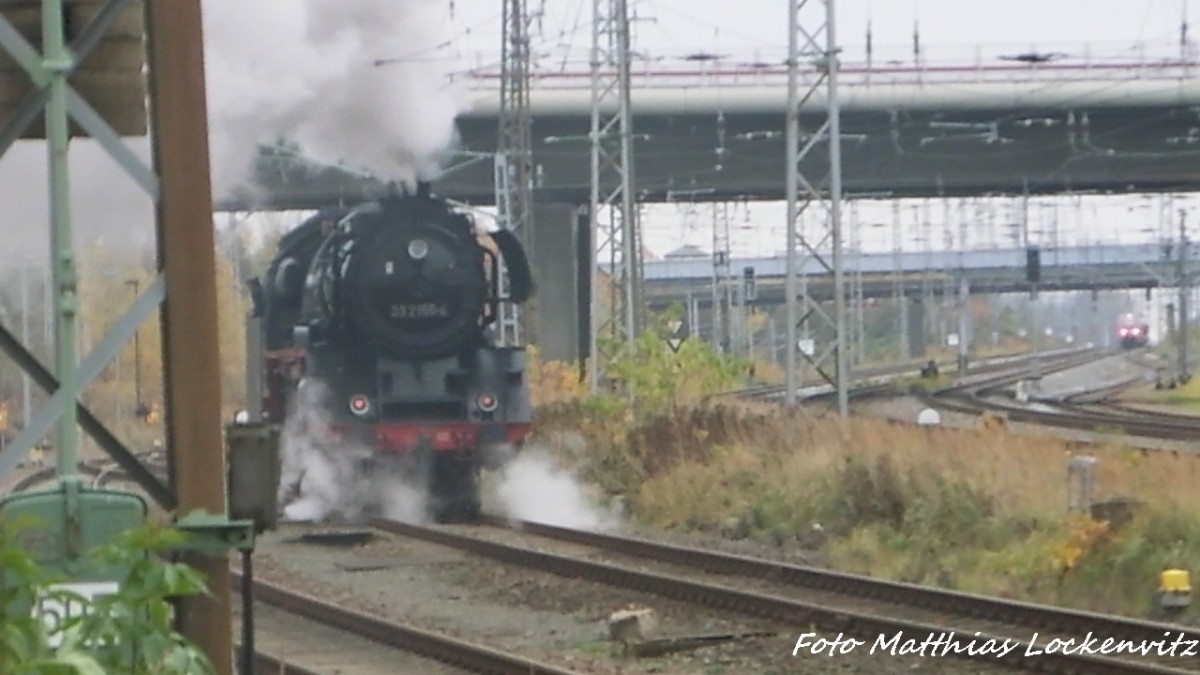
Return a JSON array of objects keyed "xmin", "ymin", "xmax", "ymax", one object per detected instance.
[
  {"xmin": 476, "ymin": 393, "xmax": 498, "ymax": 412},
  {"xmin": 349, "ymin": 395, "xmax": 372, "ymax": 417},
  {"xmin": 407, "ymin": 238, "xmax": 429, "ymax": 260}
]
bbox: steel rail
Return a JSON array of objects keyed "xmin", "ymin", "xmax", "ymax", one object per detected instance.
[
  {"xmin": 244, "ymin": 651, "xmax": 323, "ymax": 675},
  {"xmin": 740, "ymin": 347, "xmax": 1094, "ymax": 402},
  {"xmin": 373, "ymin": 517, "xmax": 1194, "ymax": 674},
  {"xmin": 238, "ymin": 573, "xmax": 584, "ymax": 675},
  {"xmin": 490, "ymin": 517, "xmax": 1200, "ymax": 653},
  {"xmin": 928, "ymin": 352, "xmax": 1200, "ymax": 443}
]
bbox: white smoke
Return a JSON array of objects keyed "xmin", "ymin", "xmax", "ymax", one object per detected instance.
[
  {"xmin": 202, "ymin": 0, "xmax": 467, "ymax": 200},
  {"xmin": 278, "ymin": 379, "xmax": 433, "ymax": 523},
  {"xmin": 373, "ymin": 473, "xmax": 429, "ymax": 524},
  {"xmin": 278, "ymin": 380, "xmax": 370, "ymax": 522},
  {"xmin": 492, "ymin": 450, "xmax": 621, "ymax": 532}
]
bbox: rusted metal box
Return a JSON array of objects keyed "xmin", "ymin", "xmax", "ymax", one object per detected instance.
[{"xmin": 225, "ymin": 423, "xmax": 281, "ymax": 533}]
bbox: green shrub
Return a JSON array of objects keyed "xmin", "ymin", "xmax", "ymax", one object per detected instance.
[{"xmin": 0, "ymin": 520, "xmax": 213, "ymax": 674}]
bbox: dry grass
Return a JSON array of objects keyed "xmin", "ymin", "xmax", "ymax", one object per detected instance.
[
  {"xmin": 533, "ymin": 400, "xmax": 1200, "ymax": 616},
  {"xmin": 633, "ymin": 408, "xmax": 1198, "ymax": 525}
]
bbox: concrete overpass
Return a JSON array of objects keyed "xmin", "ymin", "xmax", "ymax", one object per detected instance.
[
  {"xmin": 218, "ymin": 58, "xmax": 1200, "ymax": 362},
  {"xmin": 220, "ymin": 58, "xmax": 1200, "ymax": 211}
]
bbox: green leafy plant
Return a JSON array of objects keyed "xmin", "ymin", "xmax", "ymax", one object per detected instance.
[
  {"xmin": 0, "ymin": 520, "xmax": 214, "ymax": 674},
  {"xmin": 603, "ymin": 326, "xmax": 749, "ymax": 415}
]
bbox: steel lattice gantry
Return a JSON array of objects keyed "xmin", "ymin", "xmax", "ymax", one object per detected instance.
[
  {"xmin": 495, "ymin": 0, "xmax": 535, "ymax": 347},
  {"xmin": 588, "ymin": 0, "xmax": 643, "ymax": 392},
  {"xmin": 785, "ymin": 0, "xmax": 848, "ymax": 414},
  {"xmin": 0, "ymin": 1, "xmax": 234, "ymax": 670}
]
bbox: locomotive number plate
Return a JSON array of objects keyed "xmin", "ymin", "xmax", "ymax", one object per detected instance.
[{"xmin": 391, "ymin": 303, "xmax": 450, "ymax": 318}]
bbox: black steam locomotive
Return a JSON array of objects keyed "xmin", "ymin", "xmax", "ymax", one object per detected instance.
[{"xmin": 251, "ymin": 183, "xmax": 534, "ymax": 521}]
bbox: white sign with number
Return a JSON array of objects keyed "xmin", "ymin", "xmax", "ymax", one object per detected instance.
[
  {"xmin": 36, "ymin": 581, "xmax": 119, "ymax": 647},
  {"xmin": 797, "ymin": 338, "xmax": 815, "ymax": 356}
]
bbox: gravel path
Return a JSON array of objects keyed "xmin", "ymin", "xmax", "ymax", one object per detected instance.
[
  {"xmin": 247, "ymin": 523, "xmax": 1011, "ymax": 674},
  {"xmin": 234, "ymin": 601, "xmax": 466, "ymax": 674},
  {"xmin": 1027, "ymin": 352, "xmax": 1155, "ymax": 401}
]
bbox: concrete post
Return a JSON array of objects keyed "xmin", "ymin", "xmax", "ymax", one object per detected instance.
[
  {"xmin": 531, "ymin": 202, "xmax": 583, "ymax": 362},
  {"xmin": 957, "ymin": 276, "xmax": 971, "ymax": 373},
  {"xmin": 908, "ymin": 295, "xmax": 926, "ymax": 358}
]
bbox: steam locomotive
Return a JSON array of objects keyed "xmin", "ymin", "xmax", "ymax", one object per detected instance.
[
  {"xmin": 251, "ymin": 183, "xmax": 534, "ymax": 521},
  {"xmin": 1116, "ymin": 313, "xmax": 1149, "ymax": 349}
]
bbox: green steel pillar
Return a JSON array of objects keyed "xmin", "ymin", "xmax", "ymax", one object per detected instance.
[{"xmin": 42, "ymin": 0, "xmax": 80, "ymax": 489}]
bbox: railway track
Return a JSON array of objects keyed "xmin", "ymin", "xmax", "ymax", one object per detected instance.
[
  {"xmin": 735, "ymin": 345, "xmax": 1200, "ymax": 447},
  {"xmin": 926, "ymin": 350, "xmax": 1200, "ymax": 443},
  {"xmin": 372, "ymin": 515, "xmax": 1200, "ymax": 674},
  {"xmin": 235, "ymin": 571, "xmax": 581, "ymax": 675},
  {"xmin": 735, "ymin": 346, "xmax": 1096, "ymax": 404},
  {"xmin": 727, "ymin": 352, "xmax": 965, "ymax": 402}
]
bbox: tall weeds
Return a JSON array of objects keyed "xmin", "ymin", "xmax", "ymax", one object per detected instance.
[{"xmin": 527, "ymin": 336, "xmax": 1200, "ymax": 617}]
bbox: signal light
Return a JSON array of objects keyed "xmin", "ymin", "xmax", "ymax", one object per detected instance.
[
  {"xmin": 476, "ymin": 394, "xmax": 498, "ymax": 412},
  {"xmin": 1025, "ymin": 247, "xmax": 1041, "ymax": 284},
  {"xmin": 348, "ymin": 395, "xmax": 372, "ymax": 417}
]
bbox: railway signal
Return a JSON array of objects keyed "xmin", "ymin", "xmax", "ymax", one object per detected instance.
[
  {"xmin": 1025, "ymin": 246, "xmax": 1041, "ymax": 284},
  {"xmin": 666, "ymin": 319, "xmax": 688, "ymax": 353},
  {"xmin": 743, "ymin": 266, "xmax": 757, "ymax": 303}
]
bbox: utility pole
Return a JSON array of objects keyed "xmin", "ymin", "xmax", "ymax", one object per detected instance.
[
  {"xmin": 785, "ymin": 0, "xmax": 847, "ymax": 415},
  {"xmin": 711, "ymin": 221, "xmax": 722, "ymax": 351},
  {"xmin": 588, "ymin": 0, "xmax": 642, "ymax": 392},
  {"xmin": 713, "ymin": 202, "xmax": 732, "ymax": 353},
  {"xmin": 892, "ymin": 202, "xmax": 909, "ymax": 358},
  {"xmin": 1178, "ymin": 209, "xmax": 1190, "ymax": 383},
  {"xmin": 1021, "ymin": 180, "xmax": 1042, "ymax": 382},
  {"xmin": 125, "ymin": 279, "xmax": 143, "ymax": 416},
  {"xmin": 146, "ymin": 1, "xmax": 234, "ymax": 669},
  {"xmin": 20, "ymin": 267, "xmax": 30, "ymax": 428},
  {"xmin": 496, "ymin": 0, "xmax": 535, "ymax": 347}
]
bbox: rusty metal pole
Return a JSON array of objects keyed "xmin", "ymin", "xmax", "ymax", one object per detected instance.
[{"xmin": 144, "ymin": 2, "xmax": 233, "ymax": 673}]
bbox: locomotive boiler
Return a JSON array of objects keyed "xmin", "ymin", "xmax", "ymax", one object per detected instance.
[{"xmin": 251, "ymin": 183, "xmax": 534, "ymax": 521}]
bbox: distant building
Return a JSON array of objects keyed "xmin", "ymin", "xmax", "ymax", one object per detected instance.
[{"xmin": 663, "ymin": 244, "xmax": 709, "ymax": 259}]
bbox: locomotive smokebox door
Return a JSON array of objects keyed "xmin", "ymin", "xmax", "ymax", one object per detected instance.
[{"xmin": 226, "ymin": 423, "xmax": 282, "ymax": 533}]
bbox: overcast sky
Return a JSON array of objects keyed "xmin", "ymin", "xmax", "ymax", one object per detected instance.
[
  {"xmin": 0, "ymin": 0, "xmax": 1195, "ymax": 270},
  {"xmin": 438, "ymin": 0, "xmax": 1197, "ymax": 73},
  {"xmin": 421, "ymin": 1, "xmax": 1199, "ymax": 259}
]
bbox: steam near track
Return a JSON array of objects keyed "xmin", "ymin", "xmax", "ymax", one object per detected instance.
[
  {"xmin": 278, "ymin": 379, "xmax": 429, "ymax": 524},
  {"xmin": 278, "ymin": 384, "xmax": 619, "ymax": 530},
  {"xmin": 489, "ymin": 450, "xmax": 620, "ymax": 532}
]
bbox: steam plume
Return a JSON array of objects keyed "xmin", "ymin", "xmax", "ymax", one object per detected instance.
[
  {"xmin": 492, "ymin": 450, "xmax": 621, "ymax": 532},
  {"xmin": 278, "ymin": 379, "xmax": 431, "ymax": 523},
  {"xmin": 202, "ymin": 0, "xmax": 466, "ymax": 200}
]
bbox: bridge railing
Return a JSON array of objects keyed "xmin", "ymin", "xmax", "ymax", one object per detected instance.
[{"xmin": 454, "ymin": 39, "xmax": 1198, "ymax": 91}]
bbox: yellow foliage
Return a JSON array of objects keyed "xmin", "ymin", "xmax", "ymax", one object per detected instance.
[
  {"xmin": 67, "ymin": 236, "xmax": 250, "ymax": 457},
  {"xmin": 525, "ymin": 346, "xmax": 588, "ymax": 407},
  {"xmin": 1052, "ymin": 517, "xmax": 1112, "ymax": 573},
  {"xmin": 979, "ymin": 411, "xmax": 1009, "ymax": 432}
]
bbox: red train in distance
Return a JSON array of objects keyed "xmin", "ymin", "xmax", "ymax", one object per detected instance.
[{"xmin": 1116, "ymin": 313, "xmax": 1149, "ymax": 349}]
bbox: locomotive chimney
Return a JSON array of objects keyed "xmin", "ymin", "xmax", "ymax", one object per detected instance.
[{"xmin": 417, "ymin": 181, "xmax": 432, "ymax": 198}]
